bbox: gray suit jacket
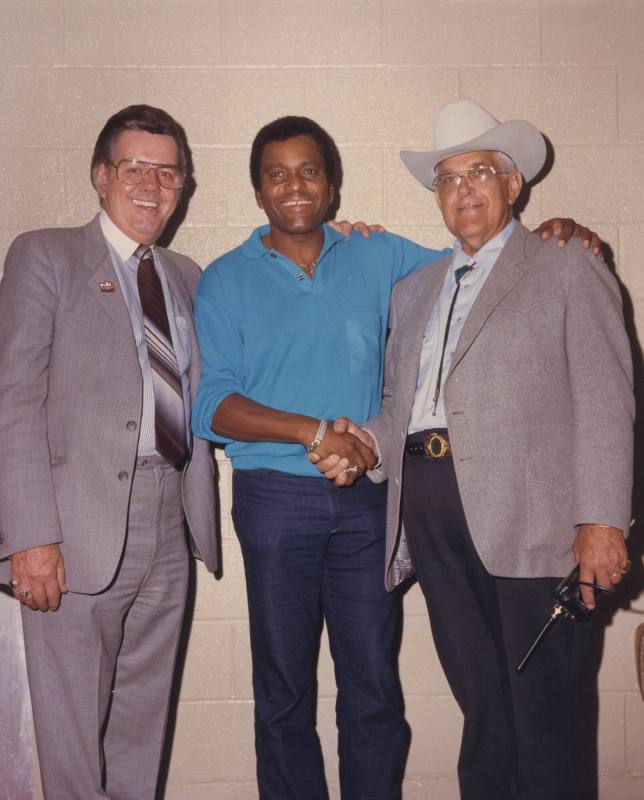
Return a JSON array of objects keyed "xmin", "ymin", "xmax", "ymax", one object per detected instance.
[
  {"xmin": 368, "ymin": 225, "xmax": 634, "ymax": 591},
  {"xmin": 0, "ymin": 215, "xmax": 218, "ymax": 592}
]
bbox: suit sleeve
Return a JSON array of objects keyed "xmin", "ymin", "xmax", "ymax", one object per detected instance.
[
  {"xmin": 566, "ymin": 248, "xmax": 634, "ymax": 532},
  {"xmin": 0, "ymin": 233, "xmax": 64, "ymax": 564},
  {"xmin": 366, "ymin": 282, "xmax": 406, "ymax": 483}
]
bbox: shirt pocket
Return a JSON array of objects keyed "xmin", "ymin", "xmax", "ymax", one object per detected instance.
[{"xmin": 344, "ymin": 311, "xmax": 382, "ymax": 375}]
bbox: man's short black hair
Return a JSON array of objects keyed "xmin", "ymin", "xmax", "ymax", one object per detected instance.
[
  {"xmin": 250, "ymin": 116, "xmax": 342, "ymax": 193},
  {"xmin": 90, "ymin": 104, "xmax": 189, "ymax": 190}
]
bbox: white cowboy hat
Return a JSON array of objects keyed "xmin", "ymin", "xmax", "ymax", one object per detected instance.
[{"xmin": 400, "ymin": 99, "xmax": 547, "ymax": 191}]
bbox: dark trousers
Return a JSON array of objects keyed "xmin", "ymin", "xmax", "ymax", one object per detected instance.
[
  {"xmin": 402, "ymin": 438, "xmax": 594, "ymax": 800},
  {"xmin": 233, "ymin": 469, "xmax": 409, "ymax": 800}
]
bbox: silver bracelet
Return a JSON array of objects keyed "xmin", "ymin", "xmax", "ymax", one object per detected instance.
[{"xmin": 305, "ymin": 419, "xmax": 327, "ymax": 453}]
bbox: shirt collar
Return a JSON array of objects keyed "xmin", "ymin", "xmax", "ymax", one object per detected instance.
[
  {"xmin": 240, "ymin": 223, "xmax": 344, "ymax": 262},
  {"xmin": 99, "ymin": 209, "xmax": 153, "ymax": 263},
  {"xmin": 451, "ymin": 218, "xmax": 517, "ymax": 274}
]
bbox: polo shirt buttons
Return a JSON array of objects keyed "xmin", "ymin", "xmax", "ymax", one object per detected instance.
[
  {"xmin": 118, "ymin": 471, "xmax": 129, "ymax": 482},
  {"xmin": 126, "ymin": 420, "xmax": 137, "ymax": 431}
]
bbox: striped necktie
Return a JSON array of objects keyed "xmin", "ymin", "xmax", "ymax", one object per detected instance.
[{"xmin": 136, "ymin": 245, "xmax": 188, "ymax": 469}]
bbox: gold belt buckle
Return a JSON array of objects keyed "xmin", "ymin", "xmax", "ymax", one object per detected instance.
[{"xmin": 424, "ymin": 432, "xmax": 450, "ymax": 459}]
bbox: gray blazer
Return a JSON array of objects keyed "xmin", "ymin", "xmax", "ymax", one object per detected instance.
[
  {"xmin": 368, "ymin": 225, "xmax": 634, "ymax": 591},
  {"xmin": 0, "ymin": 215, "xmax": 218, "ymax": 592}
]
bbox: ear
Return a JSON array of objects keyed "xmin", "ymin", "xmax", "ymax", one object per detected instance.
[
  {"xmin": 95, "ymin": 162, "xmax": 110, "ymax": 199},
  {"xmin": 435, "ymin": 189, "xmax": 443, "ymax": 213},
  {"xmin": 328, "ymin": 184, "xmax": 335, "ymax": 206},
  {"xmin": 255, "ymin": 189, "xmax": 264, "ymax": 210},
  {"xmin": 507, "ymin": 171, "xmax": 523, "ymax": 205}
]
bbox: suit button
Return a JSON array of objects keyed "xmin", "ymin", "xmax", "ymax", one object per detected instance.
[
  {"xmin": 118, "ymin": 471, "xmax": 129, "ymax": 481},
  {"xmin": 126, "ymin": 420, "xmax": 137, "ymax": 431}
]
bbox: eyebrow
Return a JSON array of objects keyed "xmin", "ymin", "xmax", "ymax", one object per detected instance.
[{"xmin": 437, "ymin": 161, "xmax": 493, "ymax": 174}]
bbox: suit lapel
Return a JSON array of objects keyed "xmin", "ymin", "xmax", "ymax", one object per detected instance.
[
  {"xmin": 397, "ymin": 261, "xmax": 450, "ymax": 407},
  {"xmin": 81, "ymin": 215, "xmax": 135, "ymax": 330},
  {"xmin": 448, "ymin": 224, "xmax": 531, "ymax": 374}
]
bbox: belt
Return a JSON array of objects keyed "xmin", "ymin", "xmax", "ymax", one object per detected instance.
[{"xmin": 405, "ymin": 430, "xmax": 451, "ymax": 459}]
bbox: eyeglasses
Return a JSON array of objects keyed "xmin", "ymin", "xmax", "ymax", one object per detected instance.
[
  {"xmin": 111, "ymin": 159, "xmax": 185, "ymax": 190},
  {"xmin": 432, "ymin": 165, "xmax": 508, "ymax": 193}
]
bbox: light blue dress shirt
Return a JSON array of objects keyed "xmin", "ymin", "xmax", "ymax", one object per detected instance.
[
  {"xmin": 99, "ymin": 211, "xmax": 191, "ymax": 457},
  {"xmin": 409, "ymin": 218, "xmax": 518, "ymax": 433}
]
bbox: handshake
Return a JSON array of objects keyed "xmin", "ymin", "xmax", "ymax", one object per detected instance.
[{"xmin": 307, "ymin": 418, "xmax": 378, "ymax": 486}]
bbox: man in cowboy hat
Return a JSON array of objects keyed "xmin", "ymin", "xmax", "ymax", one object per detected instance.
[{"xmin": 311, "ymin": 99, "xmax": 634, "ymax": 799}]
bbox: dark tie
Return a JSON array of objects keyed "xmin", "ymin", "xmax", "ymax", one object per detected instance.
[
  {"xmin": 431, "ymin": 262, "xmax": 475, "ymax": 415},
  {"xmin": 136, "ymin": 245, "xmax": 188, "ymax": 469}
]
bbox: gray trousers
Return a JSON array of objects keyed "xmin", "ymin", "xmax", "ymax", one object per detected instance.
[{"xmin": 21, "ymin": 457, "xmax": 189, "ymax": 800}]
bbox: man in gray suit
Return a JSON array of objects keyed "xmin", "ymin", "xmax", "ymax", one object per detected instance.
[
  {"xmin": 313, "ymin": 100, "xmax": 634, "ymax": 799},
  {"xmin": 0, "ymin": 105, "xmax": 217, "ymax": 799}
]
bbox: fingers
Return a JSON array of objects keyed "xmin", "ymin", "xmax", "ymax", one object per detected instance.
[
  {"xmin": 568, "ymin": 223, "xmax": 593, "ymax": 250},
  {"xmin": 555, "ymin": 218, "xmax": 575, "ymax": 247},
  {"xmin": 10, "ymin": 544, "xmax": 65, "ymax": 612},
  {"xmin": 309, "ymin": 452, "xmax": 350, "ymax": 479},
  {"xmin": 573, "ymin": 524, "xmax": 629, "ymax": 609},
  {"xmin": 589, "ymin": 231, "xmax": 604, "ymax": 259},
  {"xmin": 327, "ymin": 219, "xmax": 352, "ymax": 238},
  {"xmin": 9, "ymin": 578, "xmax": 37, "ymax": 610},
  {"xmin": 537, "ymin": 218, "xmax": 565, "ymax": 240},
  {"xmin": 578, "ymin": 562, "xmax": 597, "ymax": 609},
  {"xmin": 352, "ymin": 221, "xmax": 370, "ymax": 238}
]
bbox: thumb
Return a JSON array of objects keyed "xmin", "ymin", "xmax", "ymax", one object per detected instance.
[{"xmin": 333, "ymin": 417, "xmax": 350, "ymax": 434}]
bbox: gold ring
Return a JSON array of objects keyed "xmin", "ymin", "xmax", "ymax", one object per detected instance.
[
  {"xmin": 15, "ymin": 586, "xmax": 31, "ymax": 600},
  {"xmin": 9, "ymin": 579, "xmax": 19, "ymax": 590},
  {"xmin": 620, "ymin": 560, "xmax": 632, "ymax": 575},
  {"xmin": 345, "ymin": 465, "xmax": 360, "ymax": 474}
]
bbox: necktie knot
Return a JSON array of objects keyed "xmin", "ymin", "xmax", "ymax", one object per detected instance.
[{"xmin": 135, "ymin": 244, "xmax": 153, "ymax": 262}]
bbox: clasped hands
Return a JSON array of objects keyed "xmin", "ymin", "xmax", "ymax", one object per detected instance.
[{"xmin": 308, "ymin": 418, "xmax": 375, "ymax": 486}]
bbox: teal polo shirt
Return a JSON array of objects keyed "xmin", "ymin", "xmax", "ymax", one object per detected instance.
[{"xmin": 192, "ymin": 224, "xmax": 450, "ymax": 477}]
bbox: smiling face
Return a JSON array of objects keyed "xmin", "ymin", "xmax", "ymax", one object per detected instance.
[
  {"xmin": 254, "ymin": 135, "xmax": 334, "ymax": 237},
  {"xmin": 435, "ymin": 150, "xmax": 522, "ymax": 256},
  {"xmin": 95, "ymin": 129, "xmax": 181, "ymax": 245}
]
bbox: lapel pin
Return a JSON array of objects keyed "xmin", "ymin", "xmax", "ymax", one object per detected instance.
[{"xmin": 98, "ymin": 281, "xmax": 115, "ymax": 293}]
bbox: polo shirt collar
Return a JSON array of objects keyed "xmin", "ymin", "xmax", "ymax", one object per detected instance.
[{"xmin": 240, "ymin": 223, "xmax": 344, "ymax": 262}]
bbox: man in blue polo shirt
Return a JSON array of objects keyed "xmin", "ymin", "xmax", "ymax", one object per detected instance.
[{"xmin": 192, "ymin": 115, "xmax": 595, "ymax": 800}]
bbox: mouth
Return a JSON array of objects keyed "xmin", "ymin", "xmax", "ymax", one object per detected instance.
[
  {"xmin": 132, "ymin": 199, "xmax": 159, "ymax": 209},
  {"xmin": 281, "ymin": 198, "xmax": 313, "ymax": 208},
  {"xmin": 457, "ymin": 200, "xmax": 484, "ymax": 212}
]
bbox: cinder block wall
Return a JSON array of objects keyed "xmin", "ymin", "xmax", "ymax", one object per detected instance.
[{"xmin": 1, "ymin": 2, "xmax": 643, "ymax": 798}]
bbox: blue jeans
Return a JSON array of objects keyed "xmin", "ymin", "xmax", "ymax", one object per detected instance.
[{"xmin": 233, "ymin": 469, "xmax": 409, "ymax": 800}]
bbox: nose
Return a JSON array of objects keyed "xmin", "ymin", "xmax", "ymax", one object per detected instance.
[
  {"xmin": 285, "ymin": 170, "xmax": 304, "ymax": 192},
  {"xmin": 456, "ymin": 173, "xmax": 473, "ymax": 195},
  {"xmin": 140, "ymin": 166, "xmax": 161, "ymax": 190}
]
